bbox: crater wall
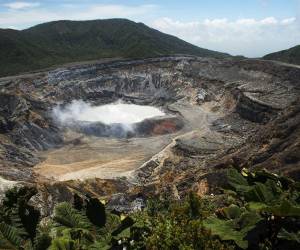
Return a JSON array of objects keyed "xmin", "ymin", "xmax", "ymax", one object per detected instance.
[{"xmin": 0, "ymin": 56, "xmax": 299, "ymax": 191}]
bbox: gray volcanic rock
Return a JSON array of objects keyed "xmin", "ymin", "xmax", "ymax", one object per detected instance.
[
  {"xmin": 234, "ymin": 90, "xmax": 279, "ymax": 123},
  {"xmin": 0, "ymin": 56, "xmax": 298, "ymax": 202},
  {"xmin": 0, "ymin": 93, "xmax": 62, "ymax": 150},
  {"xmin": 66, "ymin": 116, "xmax": 183, "ymax": 138},
  {"xmin": 0, "ymin": 177, "xmax": 20, "ymax": 201},
  {"xmin": 0, "ymin": 92, "xmax": 62, "ymax": 180}
]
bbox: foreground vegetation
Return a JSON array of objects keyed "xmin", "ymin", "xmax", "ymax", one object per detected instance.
[{"xmin": 0, "ymin": 168, "xmax": 299, "ymax": 249}]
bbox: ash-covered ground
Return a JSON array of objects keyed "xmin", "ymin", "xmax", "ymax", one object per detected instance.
[{"xmin": 0, "ymin": 56, "xmax": 299, "ymax": 213}]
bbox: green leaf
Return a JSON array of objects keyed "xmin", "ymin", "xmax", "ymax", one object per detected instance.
[
  {"xmin": 277, "ymin": 228, "xmax": 300, "ymax": 243},
  {"xmin": 203, "ymin": 216, "xmax": 248, "ymax": 249},
  {"xmin": 238, "ymin": 211, "xmax": 261, "ymax": 229},
  {"xmin": 88, "ymin": 240, "xmax": 111, "ymax": 250},
  {"xmin": 226, "ymin": 169, "xmax": 251, "ymax": 193},
  {"xmin": 247, "ymin": 202, "xmax": 268, "ymax": 211},
  {"xmin": 34, "ymin": 232, "xmax": 52, "ymax": 250},
  {"xmin": 112, "ymin": 216, "xmax": 134, "ymax": 237},
  {"xmin": 102, "ymin": 213, "xmax": 120, "ymax": 234},
  {"xmin": 53, "ymin": 202, "xmax": 92, "ymax": 230},
  {"xmin": 244, "ymin": 180, "xmax": 282, "ymax": 203},
  {"xmin": 0, "ymin": 221, "xmax": 26, "ymax": 248},
  {"xmin": 203, "ymin": 208, "xmax": 261, "ymax": 249},
  {"xmin": 219, "ymin": 204, "xmax": 242, "ymax": 219},
  {"xmin": 264, "ymin": 199, "xmax": 300, "ymax": 217},
  {"xmin": 251, "ymin": 169, "xmax": 293, "ymax": 190},
  {"xmin": 48, "ymin": 237, "xmax": 76, "ymax": 250},
  {"xmin": 113, "ymin": 227, "xmax": 131, "ymax": 240}
]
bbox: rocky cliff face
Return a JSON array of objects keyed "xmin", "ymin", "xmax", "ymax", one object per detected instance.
[
  {"xmin": 0, "ymin": 56, "xmax": 299, "ymax": 210},
  {"xmin": 0, "ymin": 93, "xmax": 62, "ymax": 180}
]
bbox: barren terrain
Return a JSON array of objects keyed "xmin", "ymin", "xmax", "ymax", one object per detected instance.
[{"xmin": 0, "ymin": 56, "xmax": 299, "ymax": 210}]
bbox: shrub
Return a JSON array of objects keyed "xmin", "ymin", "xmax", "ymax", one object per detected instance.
[{"xmin": 0, "ymin": 168, "xmax": 299, "ymax": 250}]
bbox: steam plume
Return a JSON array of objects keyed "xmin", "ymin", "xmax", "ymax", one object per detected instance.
[{"xmin": 52, "ymin": 100, "xmax": 164, "ymax": 125}]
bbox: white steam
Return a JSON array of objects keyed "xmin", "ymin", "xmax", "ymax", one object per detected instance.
[{"xmin": 52, "ymin": 100, "xmax": 165, "ymax": 125}]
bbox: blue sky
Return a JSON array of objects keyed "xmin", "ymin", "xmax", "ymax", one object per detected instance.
[{"xmin": 0, "ymin": 0, "xmax": 299, "ymax": 57}]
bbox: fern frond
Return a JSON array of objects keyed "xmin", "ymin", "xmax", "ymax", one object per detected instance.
[
  {"xmin": 33, "ymin": 232, "xmax": 52, "ymax": 250},
  {"xmin": 0, "ymin": 221, "xmax": 26, "ymax": 248},
  {"xmin": 10, "ymin": 208, "xmax": 27, "ymax": 234},
  {"xmin": 48, "ymin": 237, "xmax": 75, "ymax": 250},
  {"xmin": 88, "ymin": 239, "xmax": 111, "ymax": 250},
  {"xmin": 53, "ymin": 202, "xmax": 92, "ymax": 230},
  {"xmin": 96, "ymin": 213, "xmax": 120, "ymax": 240}
]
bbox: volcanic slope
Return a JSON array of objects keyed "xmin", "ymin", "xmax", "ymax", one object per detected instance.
[
  {"xmin": 0, "ymin": 19, "xmax": 229, "ymax": 77},
  {"xmin": 263, "ymin": 44, "xmax": 300, "ymax": 65}
]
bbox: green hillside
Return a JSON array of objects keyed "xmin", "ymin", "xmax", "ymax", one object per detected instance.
[
  {"xmin": 263, "ymin": 45, "xmax": 300, "ymax": 65},
  {"xmin": 0, "ymin": 19, "xmax": 229, "ymax": 77}
]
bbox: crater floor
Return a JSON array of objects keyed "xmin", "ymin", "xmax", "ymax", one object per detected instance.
[
  {"xmin": 0, "ymin": 56, "xmax": 299, "ymax": 198},
  {"xmin": 34, "ymin": 101, "xmax": 218, "ymax": 181}
]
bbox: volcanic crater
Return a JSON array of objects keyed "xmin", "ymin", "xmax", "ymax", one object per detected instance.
[{"xmin": 0, "ymin": 56, "xmax": 299, "ymax": 200}]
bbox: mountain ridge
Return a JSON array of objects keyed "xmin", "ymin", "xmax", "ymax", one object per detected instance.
[
  {"xmin": 263, "ymin": 44, "xmax": 300, "ymax": 65},
  {"xmin": 0, "ymin": 18, "xmax": 230, "ymax": 77}
]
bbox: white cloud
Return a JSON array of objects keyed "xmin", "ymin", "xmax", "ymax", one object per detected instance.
[
  {"xmin": 281, "ymin": 17, "xmax": 296, "ymax": 25},
  {"xmin": 152, "ymin": 17, "xmax": 300, "ymax": 57},
  {"xmin": 77, "ymin": 4, "xmax": 156, "ymax": 19},
  {"xmin": 4, "ymin": 1, "xmax": 40, "ymax": 10},
  {"xmin": 0, "ymin": 4, "xmax": 156, "ymax": 28},
  {"xmin": 260, "ymin": 17, "xmax": 278, "ymax": 25},
  {"xmin": 0, "ymin": 2, "xmax": 298, "ymax": 57}
]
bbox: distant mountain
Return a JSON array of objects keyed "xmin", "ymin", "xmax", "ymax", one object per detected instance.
[
  {"xmin": 0, "ymin": 19, "xmax": 230, "ymax": 77},
  {"xmin": 263, "ymin": 45, "xmax": 300, "ymax": 65}
]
